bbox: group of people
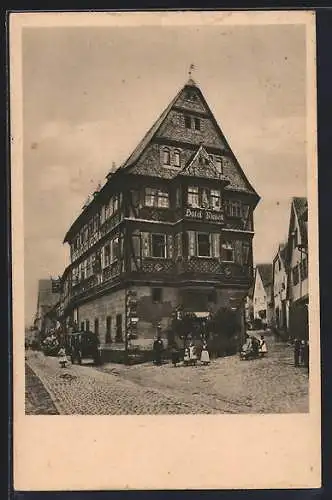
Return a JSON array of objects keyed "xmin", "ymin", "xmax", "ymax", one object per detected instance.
[
  {"xmin": 293, "ymin": 339, "xmax": 309, "ymax": 371},
  {"xmin": 153, "ymin": 336, "xmax": 210, "ymax": 367},
  {"xmin": 240, "ymin": 334, "xmax": 268, "ymax": 360}
]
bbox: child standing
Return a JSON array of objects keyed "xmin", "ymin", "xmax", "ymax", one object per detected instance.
[
  {"xmin": 200, "ymin": 341, "xmax": 210, "ymax": 366},
  {"xmin": 58, "ymin": 346, "xmax": 68, "ymax": 368}
]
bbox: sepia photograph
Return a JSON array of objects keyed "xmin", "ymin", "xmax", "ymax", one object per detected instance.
[{"xmin": 11, "ymin": 10, "xmax": 320, "ymax": 490}]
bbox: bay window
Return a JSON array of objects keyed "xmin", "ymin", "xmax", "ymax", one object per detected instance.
[
  {"xmin": 145, "ymin": 187, "xmax": 169, "ymax": 208},
  {"xmin": 187, "ymin": 186, "xmax": 221, "ymax": 211},
  {"xmin": 210, "ymin": 189, "xmax": 221, "ymax": 211},
  {"xmin": 224, "ymin": 199, "xmax": 242, "ymax": 218}
]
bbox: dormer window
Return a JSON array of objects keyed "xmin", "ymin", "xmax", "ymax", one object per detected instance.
[
  {"xmin": 174, "ymin": 150, "xmax": 181, "ymax": 167},
  {"xmin": 215, "ymin": 157, "xmax": 223, "ymax": 174},
  {"xmin": 163, "ymin": 148, "xmax": 170, "ymax": 165},
  {"xmin": 194, "ymin": 118, "xmax": 201, "ymax": 130}
]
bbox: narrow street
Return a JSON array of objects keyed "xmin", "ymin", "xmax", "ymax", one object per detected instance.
[{"xmin": 25, "ymin": 332, "xmax": 309, "ymax": 415}]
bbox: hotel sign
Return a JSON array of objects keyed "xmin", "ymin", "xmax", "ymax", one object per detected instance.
[{"xmin": 185, "ymin": 208, "xmax": 224, "ymax": 223}]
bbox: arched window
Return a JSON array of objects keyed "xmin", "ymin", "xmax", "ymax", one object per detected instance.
[
  {"xmin": 174, "ymin": 150, "xmax": 181, "ymax": 167},
  {"xmin": 163, "ymin": 148, "xmax": 170, "ymax": 165}
]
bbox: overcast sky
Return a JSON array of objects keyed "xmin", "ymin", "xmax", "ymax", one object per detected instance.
[{"xmin": 22, "ymin": 22, "xmax": 307, "ymax": 325}]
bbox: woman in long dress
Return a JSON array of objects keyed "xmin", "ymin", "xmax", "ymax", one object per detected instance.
[{"xmin": 200, "ymin": 341, "xmax": 210, "ymax": 365}]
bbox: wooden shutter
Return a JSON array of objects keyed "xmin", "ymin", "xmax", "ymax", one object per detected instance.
[
  {"xmin": 141, "ymin": 232, "xmax": 150, "ymax": 257},
  {"xmin": 176, "ymin": 233, "xmax": 183, "ymax": 258},
  {"xmin": 211, "ymin": 233, "xmax": 220, "ymax": 258},
  {"xmin": 167, "ymin": 234, "xmax": 174, "ymax": 259},
  {"xmin": 234, "ymin": 240, "xmax": 243, "ymax": 264},
  {"xmin": 187, "ymin": 231, "xmax": 196, "ymax": 257},
  {"xmin": 132, "ymin": 232, "xmax": 141, "ymax": 257}
]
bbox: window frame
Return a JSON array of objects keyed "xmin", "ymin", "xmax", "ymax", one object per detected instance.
[
  {"xmin": 163, "ymin": 148, "xmax": 171, "ymax": 165},
  {"xmin": 184, "ymin": 115, "xmax": 192, "ymax": 129},
  {"xmin": 151, "ymin": 233, "xmax": 166, "ymax": 259},
  {"xmin": 174, "ymin": 149, "xmax": 181, "ymax": 167},
  {"xmin": 221, "ymin": 240, "xmax": 235, "ymax": 262},
  {"xmin": 187, "ymin": 186, "xmax": 199, "ymax": 208},
  {"xmin": 197, "ymin": 232, "xmax": 212, "ymax": 258},
  {"xmin": 144, "ymin": 187, "xmax": 169, "ymax": 208},
  {"xmin": 194, "ymin": 117, "xmax": 201, "ymax": 131}
]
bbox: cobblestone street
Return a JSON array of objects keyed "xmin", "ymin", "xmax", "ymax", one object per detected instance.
[{"xmin": 25, "ymin": 333, "xmax": 309, "ymax": 415}]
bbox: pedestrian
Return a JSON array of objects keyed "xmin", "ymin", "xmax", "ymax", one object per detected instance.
[
  {"xmin": 200, "ymin": 340, "xmax": 210, "ymax": 366},
  {"xmin": 300, "ymin": 340, "xmax": 306, "ymax": 365},
  {"xmin": 153, "ymin": 335, "xmax": 164, "ymax": 366},
  {"xmin": 58, "ymin": 346, "xmax": 68, "ymax": 368},
  {"xmin": 183, "ymin": 346, "xmax": 190, "ymax": 366},
  {"xmin": 294, "ymin": 338, "xmax": 301, "ymax": 367},
  {"xmin": 259, "ymin": 335, "xmax": 268, "ymax": 357},
  {"xmin": 189, "ymin": 341, "xmax": 198, "ymax": 366},
  {"xmin": 170, "ymin": 342, "xmax": 180, "ymax": 367},
  {"xmin": 303, "ymin": 340, "xmax": 309, "ymax": 373},
  {"xmin": 251, "ymin": 336, "xmax": 260, "ymax": 358}
]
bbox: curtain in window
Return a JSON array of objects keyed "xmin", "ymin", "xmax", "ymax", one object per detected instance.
[
  {"xmin": 175, "ymin": 233, "xmax": 183, "ymax": 258},
  {"xmin": 141, "ymin": 232, "xmax": 150, "ymax": 257},
  {"xmin": 166, "ymin": 234, "xmax": 174, "ymax": 258},
  {"xmin": 211, "ymin": 233, "xmax": 220, "ymax": 257},
  {"xmin": 187, "ymin": 231, "xmax": 196, "ymax": 257},
  {"xmin": 132, "ymin": 232, "xmax": 141, "ymax": 257}
]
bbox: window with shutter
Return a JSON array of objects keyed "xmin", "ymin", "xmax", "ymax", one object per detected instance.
[{"xmin": 187, "ymin": 231, "xmax": 196, "ymax": 257}]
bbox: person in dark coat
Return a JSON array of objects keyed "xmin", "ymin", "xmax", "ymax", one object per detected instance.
[
  {"xmin": 303, "ymin": 340, "xmax": 309, "ymax": 373},
  {"xmin": 251, "ymin": 336, "xmax": 260, "ymax": 358},
  {"xmin": 153, "ymin": 336, "xmax": 164, "ymax": 366},
  {"xmin": 294, "ymin": 338, "xmax": 301, "ymax": 367},
  {"xmin": 170, "ymin": 342, "xmax": 180, "ymax": 367}
]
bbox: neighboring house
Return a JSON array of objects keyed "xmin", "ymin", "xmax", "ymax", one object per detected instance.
[
  {"xmin": 244, "ymin": 285, "xmax": 254, "ymax": 327},
  {"xmin": 252, "ymin": 264, "xmax": 273, "ymax": 328},
  {"xmin": 286, "ymin": 197, "xmax": 308, "ymax": 340},
  {"xmin": 272, "ymin": 243, "xmax": 289, "ymax": 336},
  {"xmin": 34, "ymin": 279, "xmax": 60, "ymax": 338},
  {"xmin": 59, "ymin": 75, "xmax": 260, "ymax": 356}
]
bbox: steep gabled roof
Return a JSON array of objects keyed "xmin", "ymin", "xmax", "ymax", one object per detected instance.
[
  {"xmin": 119, "ymin": 90, "xmax": 182, "ymax": 172},
  {"xmin": 256, "ymin": 264, "xmax": 273, "ymax": 290},
  {"xmin": 293, "ymin": 196, "xmax": 308, "ymax": 245}
]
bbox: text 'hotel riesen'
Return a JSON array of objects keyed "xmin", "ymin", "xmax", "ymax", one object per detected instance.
[{"xmin": 59, "ymin": 76, "xmax": 260, "ymax": 356}]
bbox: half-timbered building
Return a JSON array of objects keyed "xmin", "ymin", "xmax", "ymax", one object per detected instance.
[{"xmin": 59, "ymin": 77, "xmax": 260, "ymax": 354}]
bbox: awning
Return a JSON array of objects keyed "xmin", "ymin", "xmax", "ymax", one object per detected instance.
[{"xmin": 193, "ymin": 312, "xmax": 210, "ymax": 319}]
